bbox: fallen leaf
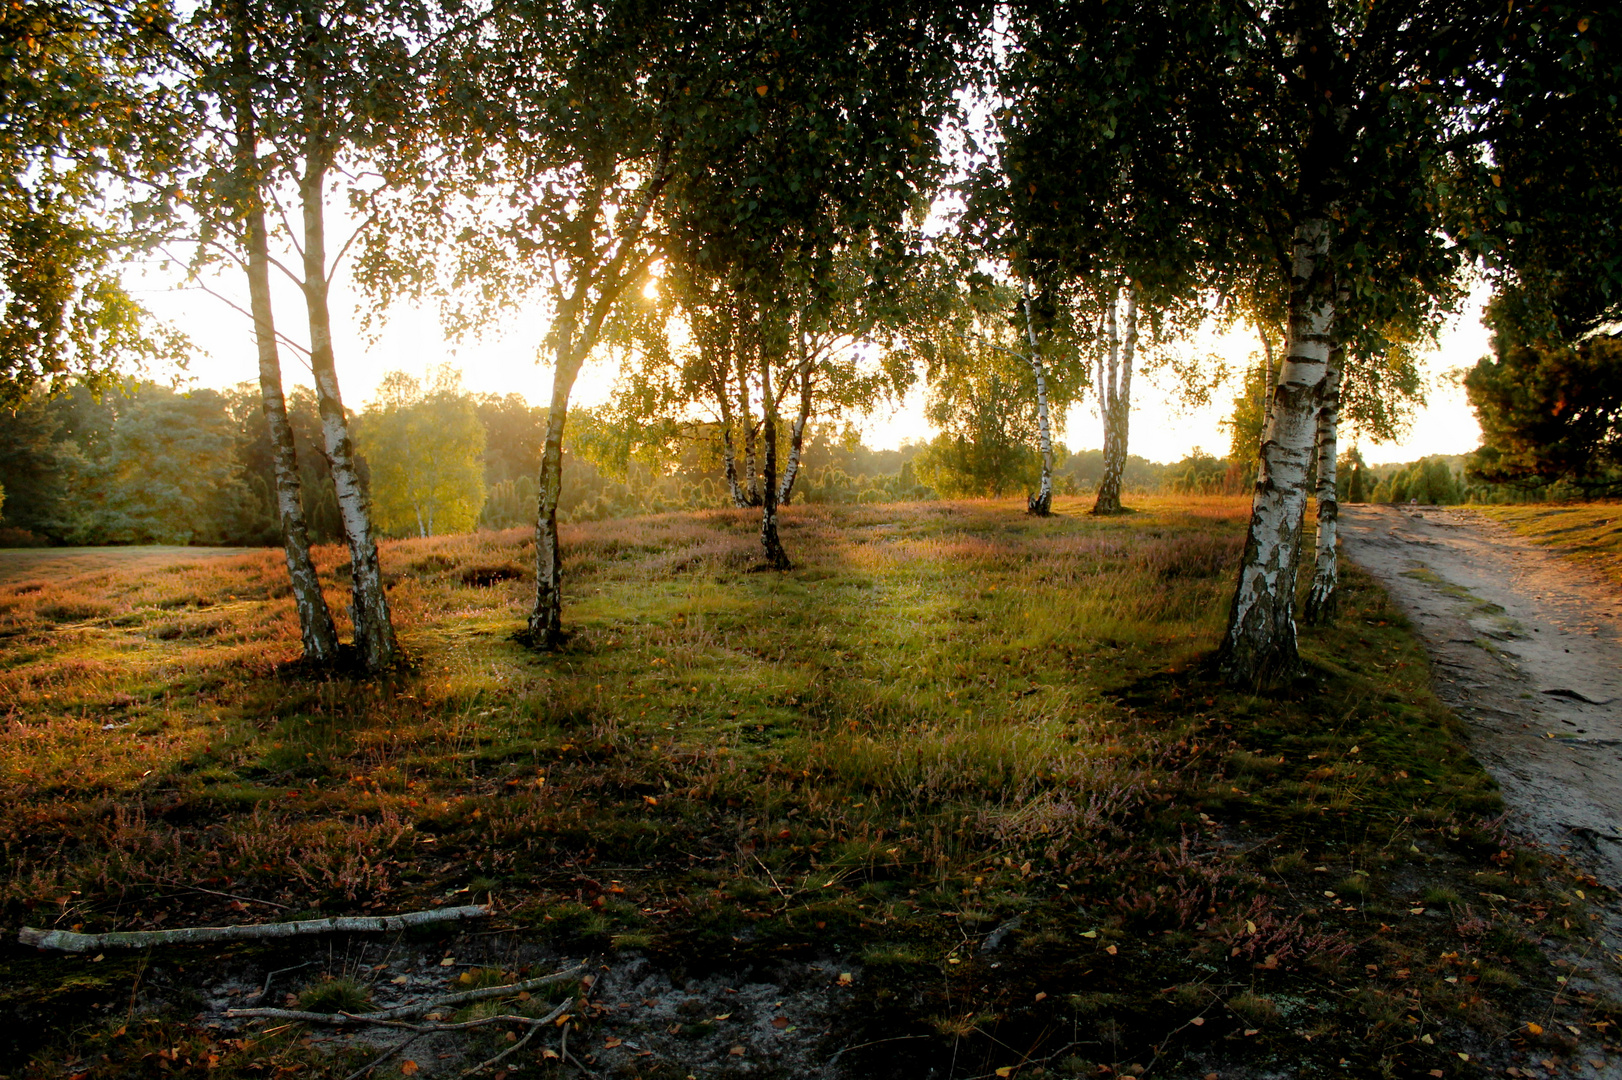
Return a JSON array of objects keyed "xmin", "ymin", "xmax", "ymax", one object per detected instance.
[
  {"xmin": 1191, "ymin": 1017, "xmax": 1205, "ymax": 1027},
  {"xmin": 1106, "ymin": 945, "xmax": 1118, "ymax": 955},
  {"xmin": 995, "ymin": 1069, "xmax": 1014, "ymax": 1078},
  {"xmin": 1420, "ymin": 1033, "xmax": 1434, "ymax": 1045},
  {"xmin": 604, "ymin": 1037, "xmax": 622, "ymax": 1049},
  {"xmin": 772, "ymin": 1017, "xmax": 789, "ymax": 1029},
  {"xmin": 1244, "ymin": 1029, "xmax": 1258, "ymax": 1037},
  {"xmin": 712, "ymin": 1013, "xmax": 731, "ymax": 1021},
  {"xmin": 1034, "ymin": 992, "xmax": 1047, "ymax": 1002},
  {"xmin": 1457, "ymin": 1053, "xmax": 1470, "ymax": 1061},
  {"xmin": 729, "ymin": 1045, "xmax": 745, "ymax": 1056},
  {"xmin": 440, "ymin": 957, "xmax": 456, "ymax": 967},
  {"xmin": 837, "ymin": 972, "xmax": 852, "ymax": 986},
  {"xmin": 1526, "ymin": 1022, "xmax": 1543, "ymax": 1035},
  {"xmin": 643, "ymin": 795, "xmax": 658, "ymax": 806},
  {"xmin": 542, "ymin": 1049, "xmax": 560, "ymax": 1061},
  {"xmin": 391, "ymin": 975, "xmax": 409, "ymax": 985},
  {"xmin": 1080, "ymin": 930, "xmax": 1098, "ymax": 939},
  {"xmin": 400, "ymin": 1063, "xmax": 420, "ymax": 1077},
  {"xmin": 1245, "ymin": 920, "xmax": 1257, "ymax": 935}
]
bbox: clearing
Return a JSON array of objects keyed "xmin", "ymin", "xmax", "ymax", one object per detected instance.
[{"xmin": 1, "ymin": 497, "xmax": 1617, "ymax": 1079}]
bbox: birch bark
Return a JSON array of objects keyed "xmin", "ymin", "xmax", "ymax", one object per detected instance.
[
  {"xmin": 1093, "ymin": 284, "xmax": 1136, "ymax": 515},
  {"xmin": 297, "ymin": 24, "xmax": 396, "ymax": 672},
  {"xmin": 1218, "ymin": 216, "xmax": 1337, "ymax": 681},
  {"xmin": 1022, "ymin": 292, "xmax": 1054, "ymax": 516},
  {"xmin": 777, "ymin": 341, "xmax": 813, "ymax": 506},
  {"xmin": 709, "ymin": 337, "xmax": 746, "ymax": 507},
  {"xmin": 735, "ymin": 322, "xmax": 759, "ymax": 507},
  {"xmin": 528, "ymin": 328, "xmax": 582, "ymax": 647},
  {"xmin": 757, "ymin": 342, "xmax": 791, "ymax": 569},
  {"xmin": 233, "ymin": 6, "xmax": 337, "ymax": 664},
  {"xmin": 1302, "ymin": 338, "xmax": 1344, "ymax": 624}
]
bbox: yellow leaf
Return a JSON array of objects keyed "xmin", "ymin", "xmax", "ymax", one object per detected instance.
[
  {"xmin": 643, "ymin": 795, "xmax": 658, "ymax": 806},
  {"xmin": 837, "ymin": 972, "xmax": 853, "ymax": 985},
  {"xmin": 1526, "ymin": 1022, "xmax": 1543, "ymax": 1034},
  {"xmin": 400, "ymin": 1062, "xmax": 420, "ymax": 1076},
  {"xmin": 1105, "ymin": 945, "xmax": 1118, "ymax": 955},
  {"xmin": 440, "ymin": 957, "xmax": 456, "ymax": 967},
  {"xmin": 996, "ymin": 1069, "xmax": 1014, "ymax": 1078},
  {"xmin": 1080, "ymin": 930, "xmax": 1098, "ymax": 938},
  {"xmin": 756, "ymin": 85, "xmax": 769, "ymax": 96},
  {"xmin": 1245, "ymin": 920, "xmax": 1257, "ymax": 934}
]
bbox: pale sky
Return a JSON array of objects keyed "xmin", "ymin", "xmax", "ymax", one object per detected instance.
[{"xmin": 132, "ymin": 249, "xmax": 1491, "ymax": 468}]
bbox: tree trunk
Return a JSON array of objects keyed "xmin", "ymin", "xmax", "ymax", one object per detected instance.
[
  {"xmin": 299, "ymin": 162, "xmax": 397, "ymax": 671},
  {"xmin": 1302, "ymin": 338, "xmax": 1344, "ymax": 624},
  {"xmin": 757, "ymin": 343, "xmax": 790, "ymax": 570},
  {"xmin": 777, "ymin": 356, "xmax": 812, "ymax": 506},
  {"xmin": 735, "ymin": 320, "xmax": 759, "ymax": 507},
  {"xmin": 234, "ymin": 6, "xmax": 337, "ymax": 665},
  {"xmin": 1023, "ymin": 292, "xmax": 1054, "ymax": 516},
  {"xmin": 1093, "ymin": 284, "xmax": 1136, "ymax": 515},
  {"xmin": 710, "ymin": 340, "xmax": 746, "ymax": 508},
  {"xmin": 1218, "ymin": 216, "xmax": 1337, "ymax": 682},
  {"xmin": 529, "ymin": 333, "xmax": 583, "ymax": 648}
]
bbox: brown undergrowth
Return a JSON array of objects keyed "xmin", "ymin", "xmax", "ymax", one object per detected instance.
[{"xmin": 1, "ymin": 495, "xmax": 1615, "ymax": 1079}]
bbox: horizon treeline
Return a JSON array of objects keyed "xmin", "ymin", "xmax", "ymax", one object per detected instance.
[{"xmin": 0, "ymin": 372, "xmax": 1506, "ymax": 549}]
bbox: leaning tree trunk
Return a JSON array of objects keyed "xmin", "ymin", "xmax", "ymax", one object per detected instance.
[
  {"xmin": 1092, "ymin": 284, "xmax": 1137, "ymax": 515},
  {"xmin": 530, "ymin": 330, "xmax": 586, "ymax": 648},
  {"xmin": 757, "ymin": 345, "xmax": 791, "ymax": 570},
  {"xmin": 1218, "ymin": 216, "xmax": 1337, "ymax": 682},
  {"xmin": 1302, "ymin": 338, "xmax": 1344, "ymax": 624},
  {"xmin": 777, "ymin": 358, "xmax": 812, "ymax": 506},
  {"xmin": 233, "ymin": 8, "xmax": 337, "ymax": 665},
  {"xmin": 299, "ymin": 158, "xmax": 396, "ymax": 672},
  {"xmin": 1023, "ymin": 292, "xmax": 1055, "ymax": 516}
]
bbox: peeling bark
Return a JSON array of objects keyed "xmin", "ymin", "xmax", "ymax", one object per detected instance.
[
  {"xmin": 297, "ymin": 40, "xmax": 396, "ymax": 671},
  {"xmin": 778, "ymin": 351, "xmax": 812, "ymax": 507},
  {"xmin": 233, "ymin": 6, "xmax": 337, "ymax": 665},
  {"xmin": 757, "ymin": 342, "xmax": 791, "ymax": 570},
  {"xmin": 1302, "ymin": 339, "xmax": 1344, "ymax": 624},
  {"xmin": 1023, "ymin": 292, "xmax": 1054, "ymax": 516},
  {"xmin": 1218, "ymin": 216, "xmax": 1337, "ymax": 682},
  {"xmin": 530, "ymin": 333, "xmax": 583, "ymax": 649},
  {"xmin": 1092, "ymin": 284, "xmax": 1137, "ymax": 515},
  {"xmin": 735, "ymin": 321, "xmax": 760, "ymax": 507}
]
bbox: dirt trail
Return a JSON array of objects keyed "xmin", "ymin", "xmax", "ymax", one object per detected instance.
[{"xmin": 1339, "ymin": 505, "xmax": 1622, "ymax": 887}]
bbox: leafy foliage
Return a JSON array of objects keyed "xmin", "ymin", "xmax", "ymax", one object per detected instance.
[{"xmin": 359, "ymin": 368, "xmax": 486, "ymax": 538}]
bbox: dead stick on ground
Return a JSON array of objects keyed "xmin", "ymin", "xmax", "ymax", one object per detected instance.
[
  {"xmin": 18, "ymin": 905, "xmax": 491, "ymax": 953},
  {"xmin": 455, "ymin": 1000, "xmax": 569, "ymax": 1080},
  {"xmin": 227, "ymin": 966, "xmax": 584, "ymax": 1023}
]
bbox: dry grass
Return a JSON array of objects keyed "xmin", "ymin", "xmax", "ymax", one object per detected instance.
[
  {"xmin": 0, "ymin": 494, "xmax": 1605, "ymax": 1079},
  {"xmin": 1476, "ymin": 499, "xmax": 1622, "ymax": 588}
]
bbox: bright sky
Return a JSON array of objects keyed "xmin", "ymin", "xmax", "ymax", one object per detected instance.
[{"xmin": 132, "ymin": 247, "xmax": 1492, "ymax": 468}]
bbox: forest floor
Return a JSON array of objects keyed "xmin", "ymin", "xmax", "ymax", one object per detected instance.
[
  {"xmin": 1, "ymin": 497, "xmax": 1618, "ymax": 1080},
  {"xmin": 0, "ymin": 546, "xmax": 262, "ymax": 587}
]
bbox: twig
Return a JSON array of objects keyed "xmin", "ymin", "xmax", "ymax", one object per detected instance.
[
  {"xmin": 826, "ymin": 1034, "xmax": 929, "ymax": 1064},
  {"xmin": 560, "ymin": 1019, "xmax": 598, "ymax": 1076},
  {"xmin": 254, "ymin": 960, "xmax": 319, "ymax": 1005},
  {"xmin": 164, "ymin": 880, "xmax": 294, "ymax": 911},
  {"xmin": 234, "ymin": 1009, "xmax": 566, "ymax": 1034},
  {"xmin": 340, "ymin": 1030, "xmax": 426, "ymax": 1080},
  {"xmin": 455, "ymin": 1001, "xmax": 568, "ymax": 1079},
  {"xmin": 20, "ymin": 905, "xmax": 491, "ymax": 953},
  {"xmin": 228, "ymin": 966, "xmax": 584, "ymax": 1022}
]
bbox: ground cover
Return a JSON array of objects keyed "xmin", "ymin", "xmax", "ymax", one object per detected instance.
[
  {"xmin": 1, "ymin": 496, "xmax": 1615, "ymax": 1079},
  {"xmin": 1477, "ymin": 501, "xmax": 1622, "ymax": 589}
]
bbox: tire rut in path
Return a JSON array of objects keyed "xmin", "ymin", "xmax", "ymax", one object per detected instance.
[{"xmin": 1340, "ymin": 505, "xmax": 1622, "ymax": 887}]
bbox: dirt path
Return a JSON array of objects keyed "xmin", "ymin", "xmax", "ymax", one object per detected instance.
[
  {"xmin": 1339, "ymin": 505, "xmax": 1622, "ymax": 888},
  {"xmin": 0, "ymin": 545, "xmax": 264, "ymax": 586}
]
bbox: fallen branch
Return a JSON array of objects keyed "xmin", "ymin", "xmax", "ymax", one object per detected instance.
[
  {"xmin": 227, "ymin": 966, "xmax": 585, "ymax": 1023},
  {"xmin": 19, "ymin": 905, "xmax": 491, "ymax": 953}
]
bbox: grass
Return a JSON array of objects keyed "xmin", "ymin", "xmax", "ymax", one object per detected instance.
[
  {"xmin": 1476, "ymin": 499, "xmax": 1622, "ymax": 588},
  {"xmin": 1, "ymin": 494, "xmax": 1614, "ymax": 1078}
]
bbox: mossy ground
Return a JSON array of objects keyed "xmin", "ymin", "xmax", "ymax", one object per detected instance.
[{"xmin": 1, "ymin": 496, "xmax": 1614, "ymax": 1078}]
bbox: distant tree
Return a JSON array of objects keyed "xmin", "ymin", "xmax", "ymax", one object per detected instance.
[
  {"xmin": 361, "ymin": 368, "xmax": 486, "ymax": 538},
  {"xmin": 1371, "ymin": 458, "xmax": 1463, "ymax": 505},
  {"xmin": 1, "ymin": 0, "xmax": 187, "ymax": 408}
]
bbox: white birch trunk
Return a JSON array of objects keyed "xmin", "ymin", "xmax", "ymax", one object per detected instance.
[
  {"xmin": 299, "ymin": 156, "xmax": 396, "ymax": 672},
  {"xmin": 233, "ymin": 12, "xmax": 337, "ymax": 665},
  {"xmin": 530, "ymin": 329, "xmax": 583, "ymax": 647},
  {"xmin": 777, "ymin": 347, "xmax": 813, "ymax": 506},
  {"xmin": 1218, "ymin": 217, "xmax": 1337, "ymax": 681},
  {"xmin": 1093, "ymin": 285, "xmax": 1136, "ymax": 515},
  {"xmin": 1022, "ymin": 292, "xmax": 1054, "ymax": 515},
  {"xmin": 1302, "ymin": 339, "xmax": 1344, "ymax": 624},
  {"xmin": 757, "ymin": 343, "xmax": 790, "ymax": 569}
]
